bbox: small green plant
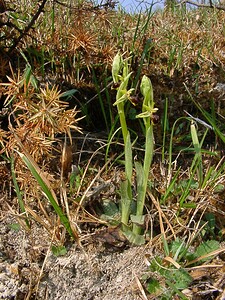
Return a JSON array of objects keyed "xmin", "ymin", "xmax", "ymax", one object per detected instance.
[
  {"xmin": 112, "ymin": 53, "xmax": 157, "ymax": 243},
  {"xmin": 161, "ymin": 114, "xmax": 219, "ymax": 209},
  {"xmin": 144, "ymin": 237, "xmax": 220, "ymax": 299},
  {"xmin": 146, "ymin": 258, "xmax": 192, "ymax": 299},
  {"xmin": 51, "ymin": 245, "xmax": 67, "ymax": 257}
]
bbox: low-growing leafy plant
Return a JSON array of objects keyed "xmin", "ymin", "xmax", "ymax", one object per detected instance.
[
  {"xmin": 51, "ymin": 245, "xmax": 67, "ymax": 257},
  {"xmin": 144, "ymin": 237, "xmax": 220, "ymax": 299}
]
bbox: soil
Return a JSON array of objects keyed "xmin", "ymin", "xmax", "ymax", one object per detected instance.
[
  {"xmin": 1, "ymin": 199, "xmax": 225, "ymax": 300},
  {"xmin": 0, "ymin": 213, "xmax": 149, "ymax": 300}
]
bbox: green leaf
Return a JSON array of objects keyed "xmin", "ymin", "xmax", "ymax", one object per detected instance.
[
  {"xmin": 195, "ymin": 240, "xmax": 220, "ymax": 262},
  {"xmin": 149, "ymin": 256, "xmax": 163, "ymax": 272},
  {"xmin": 60, "ymin": 89, "xmax": 78, "ymax": 99},
  {"xmin": 120, "ymin": 179, "xmax": 132, "ymax": 226},
  {"xmin": 160, "ymin": 167, "xmax": 181, "ymax": 204},
  {"xmin": 170, "ymin": 238, "xmax": 187, "ymax": 258},
  {"xmin": 162, "ymin": 235, "xmax": 170, "ymax": 256},
  {"xmin": 22, "ymin": 64, "xmax": 39, "ymax": 90},
  {"xmin": 165, "ymin": 276, "xmax": 190, "ymax": 299},
  {"xmin": 123, "ymin": 227, "xmax": 145, "ymax": 245},
  {"xmin": 122, "ymin": 57, "xmax": 129, "ymax": 78},
  {"xmin": 8, "ymin": 223, "xmax": 21, "ymax": 232},
  {"xmin": 150, "ymin": 258, "xmax": 192, "ymax": 296},
  {"xmin": 205, "ymin": 213, "xmax": 215, "ymax": 231},
  {"xmin": 146, "ymin": 278, "xmax": 161, "ymax": 294},
  {"xmin": 190, "ymin": 122, "xmax": 200, "ymax": 153},
  {"xmin": 69, "ymin": 169, "xmax": 80, "ymax": 191},
  {"xmin": 130, "ymin": 214, "xmax": 145, "ymax": 225},
  {"xmin": 135, "ymin": 161, "xmax": 144, "ymax": 190},
  {"xmin": 102, "ymin": 199, "xmax": 119, "ymax": 217},
  {"xmin": 51, "ymin": 245, "xmax": 67, "ymax": 257},
  {"xmin": 182, "ymin": 203, "xmax": 197, "ymax": 209},
  {"xmin": 214, "ymin": 183, "xmax": 225, "ymax": 193},
  {"xmin": 125, "ymin": 132, "xmax": 133, "ymax": 183},
  {"xmin": 167, "ymin": 269, "xmax": 192, "ymax": 290}
]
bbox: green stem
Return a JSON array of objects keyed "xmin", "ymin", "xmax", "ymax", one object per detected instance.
[
  {"xmin": 117, "ymin": 102, "xmax": 128, "ymax": 144},
  {"xmin": 133, "ymin": 124, "xmax": 154, "ymax": 235},
  {"xmin": 116, "ymin": 93, "xmax": 132, "ymax": 228},
  {"xmin": 118, "ymin": 106, "xmax": 133, "ymax": 227}
]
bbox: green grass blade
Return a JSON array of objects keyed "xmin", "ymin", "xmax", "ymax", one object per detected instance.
[
  {"xmin": 10, "ymin": 155, "xmax": 30, "ymax": 228},
  {"xmin": 133, "ymin": 38, "xmax": 153, "ymax": 89},
  {"xmin": 162, "ymin": 98, "xmax": 169, "ymax": 162},
  {"xmin": 161, "ymin": 167, "xmax": 181, "ymax": 205},
  {"xmin": 168, "ymin": 117, "xmax": 186, "ymax": 179},
  {"xmin": 92, "ymin": 69, "xmax": 109, "ymax": 131},
  {"xmin": 17, "ymin": 151, "xmax": 74, "ymax": 239},
  {"xmin": 184, "ymin": 83, "xmax": 225, "ymax": 144}
]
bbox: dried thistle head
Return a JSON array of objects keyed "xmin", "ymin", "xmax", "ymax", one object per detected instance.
[
  {"xmin": 1, "ymin": 67, "xmax": 83, "ymax": 170},
  {"xmin": 68, "ymin": 29, "xmax": 97, "ymax": 53},
  {"xmin": 8, "ymin": 82, "xmax": 82, "ymax": 140},
  {"xmin": 68, "ymin": 27, "xmax": 98, "ymax": 70},
  {"xmin": 98, "ymin": 44, "xmax": 115, "ymax": 65},
  {"xmin": 7, "ymin": 127, "xmax": 56, "ymax": 163},
  {"xmin": 28, "ymin": 84, "xmax": 82, "ymax": 140},
  {"xmin": 1, "ymin": 76, "xmax": 84, "ymax": 214},
  {"xmin": 0, "ymin": 66, "xmax": 23, "ymax": 107}
]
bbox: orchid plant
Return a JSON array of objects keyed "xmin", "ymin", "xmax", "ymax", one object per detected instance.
[{"xmin": 112, "ymin": 53, "xmax": 158, "ymax": 243}]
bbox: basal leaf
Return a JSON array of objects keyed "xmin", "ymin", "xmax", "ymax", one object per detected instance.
[{"xmin": 195, "ymin": 240, "xmax": 220, "ymax": 262}]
